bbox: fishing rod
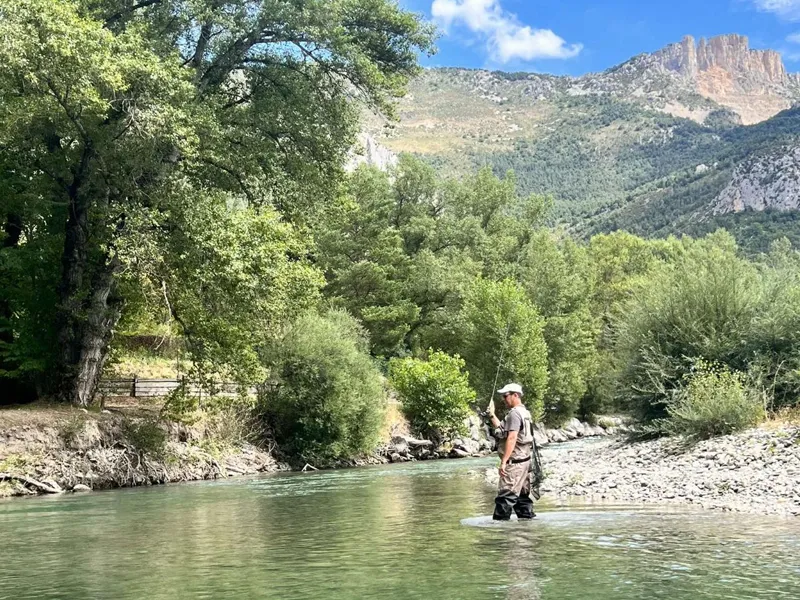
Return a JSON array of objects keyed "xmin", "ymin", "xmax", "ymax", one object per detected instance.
[{"xmin": 480, "ymin": 257, "xmax": 545, "ymax": 501}]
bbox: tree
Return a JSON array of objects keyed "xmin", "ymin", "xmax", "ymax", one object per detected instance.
[
  {"xmin": 0, "ymin": 0, "xmax": 435, "ymax": 405},
  {"xmin": 520, "ymin": 231, "xmax": 599, "ymax": 424},
  {"xmin": 316, "ymin": 158, "xmax": 549, "ymax": 358},
  {"xmin": 315, "ymin": 165, "xmax": 416, "ymax": 356},
  {"xmin": 448, "ymin": 278, "xmax": 549, "ymax": 418}
]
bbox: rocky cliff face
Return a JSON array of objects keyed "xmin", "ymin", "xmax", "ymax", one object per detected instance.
[
  {"xmin": 713, "ymin": 146, "xmax": 800, "ymax": 214},
  {"xmin": 345, "ymin": 133, "xmax": 398, "ymax": 173},
  {"xmin": 565, "ymin": 34, "xmax": 797, "ymax": 124},
  {"xmin": 649, "ymin": 35, "xmax": 792, "ymax": 124},
  {"xmin": 654, "ymin": 34, "xmax": 786, "ymax": 83}
]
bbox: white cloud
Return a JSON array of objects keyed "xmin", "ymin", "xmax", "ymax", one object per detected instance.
[
  {"xmin": 431, "ymin": 0, "xmax": 582, "ymax": 63},
  {"xmin": 753, "ymin": 0, "xmax": 800, "ymax": 20},
  {"xmin": 787, "ymin": 31, "xmax": 800, "ymax": 43}
]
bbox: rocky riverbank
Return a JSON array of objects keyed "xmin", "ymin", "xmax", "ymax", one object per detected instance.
[
  {"xmin": 486, "ymin": 424, "xmax": 800, "ymax": 517},
  {"xmin": 0, "ymin": 407, "xmax": 286, "ymax": 497},
  {"xmin": 381, "ymin": 416, "xmax": 626, "ymax": 463},
  {"xmin": 0, "ymin": 402, "xmax": 627, "ymax": 497}
]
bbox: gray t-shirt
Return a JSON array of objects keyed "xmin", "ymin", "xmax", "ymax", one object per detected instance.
[
  {"xmin": 504, "ymin": 409, "xmax": 524, "ymax": 434},
  {"xmin": 496, "ymin": 406, "xmax": 532, "ymax": 460}
]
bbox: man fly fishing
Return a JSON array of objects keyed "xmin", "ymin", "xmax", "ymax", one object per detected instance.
[{"xmin": 487, "ymin": 383, "xmax": 543, "ymax": 521}]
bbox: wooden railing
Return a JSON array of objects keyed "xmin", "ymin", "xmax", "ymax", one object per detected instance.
[{"xmin": 97, "ymin": 377, "xmax": 263, "ymax": 398}]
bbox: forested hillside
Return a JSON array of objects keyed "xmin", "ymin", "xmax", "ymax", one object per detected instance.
[{"xmin": 370, "ymin": 35, "xmax": 800, "ymax": 252}]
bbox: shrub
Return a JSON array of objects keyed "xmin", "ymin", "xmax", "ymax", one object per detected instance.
[
  {"xmin": 259, "ymin": 310, "xmax": 385, "ymax": 461},
  {"xmin": 121, "ymin": 417, "xmax": 168, "ymax": 457},
  {"xmin": 614, "ymin": 232, "xmax": 762, "ymax": 422},
  {"xmin": 662, "ymin": 362, "xmax": 764, "ymax": 438},
  {"xmin": 389, "ymin": 350, "xmax": 475, "ymax": 440}
]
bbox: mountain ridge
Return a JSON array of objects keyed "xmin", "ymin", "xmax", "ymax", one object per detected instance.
[{"xmin": 365, "ymin": 33, "xmax": 800, "ymax": 251}]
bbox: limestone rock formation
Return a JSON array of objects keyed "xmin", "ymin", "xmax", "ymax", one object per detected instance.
[
  {"xmin": 653, "ymin": 34, "xmax": 786, "ymax": 84},
  {"xmin": 345, "ymin": 133, "xmax": 398, "ymax": 172},
  {"xmin": 713, "ymin": 146, "xmax": 800, "ymax": 214},
  {"xmin": 649, "ymin": 34, "xmax": 792, "ymax": 124}
]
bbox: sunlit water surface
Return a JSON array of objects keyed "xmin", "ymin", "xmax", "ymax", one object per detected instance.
[{"xmin": 2, "ymin": 453, "xmax": 799, "ymax": 599}]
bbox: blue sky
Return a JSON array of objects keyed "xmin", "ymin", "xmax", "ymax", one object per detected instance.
[{"xmin": 401, "ymin": 0, "xmax": 800, "ymax": 75}]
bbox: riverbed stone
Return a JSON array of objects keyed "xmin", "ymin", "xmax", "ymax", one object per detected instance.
[
  {"xmin": 450, "ymin": 448, "xmax": 470, "ymax": 459},
  {"xmin": 486, "ymin": 424, "xmax": 800, "ymax": 518},
  {"xmin": 565, "ymin": 419, "xmax": 585, "ymax": 436},
  {"xmin": 533, "ymin": 431, "xmax": 549, "ymax": 447}
]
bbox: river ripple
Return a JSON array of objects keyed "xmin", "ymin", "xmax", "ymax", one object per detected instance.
[{"xmin": 1, "ymin": 457, "xmax": 798, "ymax": 599}]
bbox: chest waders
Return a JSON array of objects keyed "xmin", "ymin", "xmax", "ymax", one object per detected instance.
[
  {"xmin": 516, "ymin": 408, "xmax": 545, "ymax": 501},
  {"xmin": 492, "ymin": 406, "xmax": 539, "ymax": 520}
]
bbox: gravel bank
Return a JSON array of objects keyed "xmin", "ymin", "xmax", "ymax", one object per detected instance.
[
  {"xmin": 486, "ymin": 425, "xmax": 800, "ymax": 517},
  {"xmin": 0, "ymin": 410, "xmax": 286, "ymax": 497}
]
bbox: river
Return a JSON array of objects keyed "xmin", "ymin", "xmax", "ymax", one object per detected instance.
[{"xmin": 1, "ymin": 454, "xmax": 799, "ymax": 599}]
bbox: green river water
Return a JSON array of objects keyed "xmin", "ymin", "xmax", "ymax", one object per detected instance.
[{"xmin": 1, "ymin": 454, "xmax": 799, "ymax": 599}]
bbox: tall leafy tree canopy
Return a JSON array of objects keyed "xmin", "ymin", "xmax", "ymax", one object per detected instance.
[{"xmin": 0, "ymin": 0, "xmax": 434, "ymax": 405}]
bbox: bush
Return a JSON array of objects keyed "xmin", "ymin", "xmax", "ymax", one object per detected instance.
[
  {"xmin": 389, "ymin": 350, "xmax": 475, "ymax": 440},
  {"xmin": 121, "ymin": 417, "xmax": 168, "ymax": 457},
  {"xmin": 614, "ymin": 232, "xmax": 762, "ymax": 422},
  {"xmin": 661, "ymin": 362, "xmax": 764, "ymax": 438},
  {"xmin": 259, "ymin": 310, "xmax": 385, "ymax": 461}
]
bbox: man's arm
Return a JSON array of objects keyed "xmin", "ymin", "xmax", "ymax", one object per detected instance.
[
  {"xmin": 499, "ymin": 430, "xmax": 517, "ymax": 476},
  {"xmin": 490, "ymin": 413, "xmax": 502, "ymax": 429}
]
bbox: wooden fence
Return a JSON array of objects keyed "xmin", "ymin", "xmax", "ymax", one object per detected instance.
[
  {"xmin": 97, "ymin": 377, "xmax": 262, "ymax": 399},
  {"xmin": 98, "ymin": 378, "xmax": 400, "ymax": 404}
]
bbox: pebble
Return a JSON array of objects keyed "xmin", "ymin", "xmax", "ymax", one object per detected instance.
[{"xmin": 485, "ymin": 424, "xmax": 800, "ymax": 518}]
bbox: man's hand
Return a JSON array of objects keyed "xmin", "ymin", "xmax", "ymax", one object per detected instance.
[
  {"xmin": 499, "ymin": 430, "xmax": 517, "ymax": 479},
  {"xmin": 488, "ymin": 399, "xmax": 503, "ymax": 429}
]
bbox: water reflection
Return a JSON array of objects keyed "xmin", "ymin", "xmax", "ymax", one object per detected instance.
[{"xmin": 0, "ymin": 459, "xmax": 798, "ymax": 600}]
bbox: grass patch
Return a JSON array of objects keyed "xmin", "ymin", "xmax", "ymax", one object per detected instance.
[
  {"xmin": 0, "ymin": 453, "xmax": 30, "ymax": 473},
  {"xmin": 768, "ymin": 406, "xmax": 800, "ymax": 426},
  {"xmin": 106, "ymin": 350, "xmax": 180, "ymax": 379},
  {"xmin": 120, "ymin": 417, "xmax": 168, "ymax": 457}
]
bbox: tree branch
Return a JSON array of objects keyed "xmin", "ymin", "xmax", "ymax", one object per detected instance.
[
  {"xmin": 104, "ymin": 0, "xmax": 164, "ymax": 28},
  {"xmin": 202, "ymin": 158, "xmax": 255, "ymax": 204}
]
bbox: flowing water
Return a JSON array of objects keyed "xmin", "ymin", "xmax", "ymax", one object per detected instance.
[{"xmin": 1, "ymin": 454, "xmax": 799, "ymax": 599}]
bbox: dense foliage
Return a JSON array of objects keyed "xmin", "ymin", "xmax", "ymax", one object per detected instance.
[
  {"xmin": 449, "ymin": 278, "xmax": 548, "ymax": 418},
  {"xmin": 614, "ymin": 232, "xmax": 800, "ymax": 427},
  {"xmin": 259, "ymin": 310, "xmax": 386, "ymax": 461},
  {"xmin": 388, "ymin": 351, "xmax": 474, "ymax": 440},
  {"xmin": 4, "ymin": 4, "xmax": 800, "ymax": 456},
  {"xmin": 0, "ymin": 0, "xmax": 434, "ymax": 406},
  {"xmin": 314, "ymin": 158, "xmax": 800, "ymax": 436}
]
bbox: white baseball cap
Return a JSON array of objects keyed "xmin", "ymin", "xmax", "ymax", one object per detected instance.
[{"xmin": 497, "ymin": 383, "xmax": 523, "ymax": 396}]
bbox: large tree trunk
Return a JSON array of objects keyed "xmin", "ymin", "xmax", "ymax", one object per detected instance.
[
  {"xmin": 54, "ymin": 174, "xmax": 123, "ymax": 406},
  {"xmin": 68, "ymin": 256, "xmax": 123, "ymax": 407},
  {"xmin": 55, "ymin": 187, "xmax": 91, "ymax": 404}
]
